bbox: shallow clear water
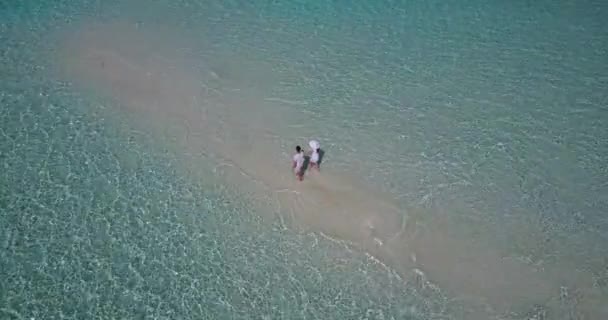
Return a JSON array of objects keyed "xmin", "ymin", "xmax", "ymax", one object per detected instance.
[
  {"xmin": 0, "ymin": 54, "xmax": 439, "ymax": 319},
  {"xmin": 2, "ymin": 0, "xmax": 607, "ymax": 319}
]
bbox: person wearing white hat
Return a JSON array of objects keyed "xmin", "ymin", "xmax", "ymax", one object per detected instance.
[{"xmin": 308, "ymin": 140, "xmax": 321, "ymax": 171}]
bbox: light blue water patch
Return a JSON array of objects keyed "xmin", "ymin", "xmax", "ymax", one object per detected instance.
[{"xmin": 0, "ymin": 70, "xmax": 444, "ymax": 319}]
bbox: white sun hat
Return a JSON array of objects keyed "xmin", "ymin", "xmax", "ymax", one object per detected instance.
[{"xmin": 309, "ymin": 139, "xmax": 320, "ymax": 150}]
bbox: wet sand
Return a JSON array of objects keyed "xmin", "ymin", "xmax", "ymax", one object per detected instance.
[{"xmin": 53, "ymin": 19, "xmax": 605, "ymax": 319}]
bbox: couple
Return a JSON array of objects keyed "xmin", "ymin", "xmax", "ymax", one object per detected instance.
[{"xmin": 291, "ymin": 140, "xmax": 321, "ymax": 181}]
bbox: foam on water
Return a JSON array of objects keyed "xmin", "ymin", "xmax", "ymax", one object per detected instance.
[{"xmin": 2, "ymin": 0, "xmax": 608, "ymax": 319}]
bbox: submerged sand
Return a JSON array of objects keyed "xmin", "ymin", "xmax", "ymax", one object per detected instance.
[{"xmin": 53, "ymin": 19, "xmax": 605, "ymax": 319}]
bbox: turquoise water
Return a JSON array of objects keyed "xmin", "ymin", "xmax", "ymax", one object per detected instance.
[
  {"xmin": 2, "ymin": 1, "xmax": 607, "ymax": 319},
  {"xmin": 0, "ymin": 48, "xmax": 437, "ymax": 319}
]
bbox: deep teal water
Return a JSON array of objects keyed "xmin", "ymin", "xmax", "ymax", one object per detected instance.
[{"xmin": 2, "ymin": 0, "xmax": 607, "ymax": 319}]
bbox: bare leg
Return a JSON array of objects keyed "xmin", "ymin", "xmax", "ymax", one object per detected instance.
[{"xmin": 295, "ymin": 168, "xmax": 304, "ymax": 181}]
